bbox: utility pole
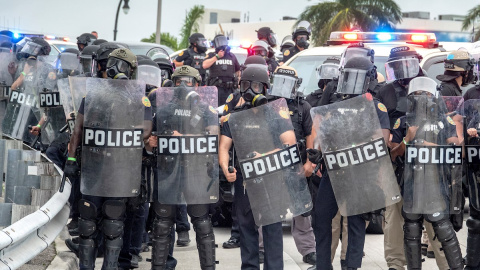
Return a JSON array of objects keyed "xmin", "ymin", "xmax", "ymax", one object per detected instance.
[{"xmin": 155, "ymin": 0, "xmax": 162, "ymax": 44}]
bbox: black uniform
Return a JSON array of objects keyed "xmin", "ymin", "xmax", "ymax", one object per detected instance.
[
  {"xmin": 175, "ymin": 48, "xmax": 207, "ymax": 84},
  {"xmin": 440, "ymin": 80, "xmax": 462, "ymax": 96},
  {"xmin": 266, "ymin": 57, "xmax": 279, "ymax": 75},
  {"xmin": 305, "ymin": 89, "xmax": 323, "ymax": 108},
  {"xmin": 205, "ymin": 52, "xmax": 240, "ymax": 106},
  {"xmin": 376, "ymin": 81, "xmax": 409, "ymax": 129},
  {"xmin": 464, "ymin": 84, "xmax": 480, "ymax": 101},
  {"xmin": 282, "ymin": 45, "xmax": 300, "ymax": 63}
]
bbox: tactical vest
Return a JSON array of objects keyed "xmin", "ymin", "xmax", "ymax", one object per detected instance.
[
  {"xmin": 185, "ymin": 48, "xmax": 206, "ymax": 75},
  {"xmin": 287, "ymin": 99, "xmax": 305, "ymax": 141}
]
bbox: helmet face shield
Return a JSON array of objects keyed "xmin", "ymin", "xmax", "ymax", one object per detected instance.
[
  {"xmin": 137, "ymin": 65, "xmax": 162, "ymax": 87},
  {"xmin": 337, "ymin": 68, "xmax": 371, "ymax": 95},
  {"xmin": 340, "ymin": 47, "xmax": 373, "ymax": 66},
  {"xmin": 407, "ymin": 77, "xmax": 438, "ymax": 96},
  {"xmin": 317, "ymin": 63, "xmax": 340, "ymax": 80},
  {"xmin": 245, "ymin": 63, "xmax": 268, "ymax": 71},
  {"xmin": 196, "ymin": 38, "xmax": 209, "ymax": 49},
  {"xmin": 20, "ymin": 42, "xmax": 43, "ymax": 56},
  {"xmin": 213, "ymin": 36, "xmax": 228, "ymax": 48},
  {"xmin": 269, "ymin": 74, "xmax": 297, "ymax": 99},
  {"xmin": 58, "ymin": 52, "xmax": 81, "ymax": 71},
  {"xmin": 385, "ymin": 58, "xmax": 420, "ymax": 81},
  {"xmin": 173, "ymin": 76, "xmax": 196, "ymax": 87},
  {"xmin": 80, "ymin": 55, "xmax": 95, "ymax": 75},
  {"xmin": 106, "ymin": 57, "xmax": 130, "ymax": 73}
]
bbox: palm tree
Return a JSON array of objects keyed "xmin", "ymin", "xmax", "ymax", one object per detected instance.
[
  {"xmin": 462, "ymin": 4, "xmax": 480, "ymax": 41},
  {"xmin": 298, "ymin": 0, "xmax": 402, "ymax": 46},
  {"xmin": 141, "ymin": 32, "xmax": 180, "ymax": 51},
  {"xmin": 178, "ymin": 5, "xmax": 205, "ymax": 49}
]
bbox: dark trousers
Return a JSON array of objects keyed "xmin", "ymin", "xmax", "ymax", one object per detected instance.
[
  {"xmin": 313, "ymin": 174, "xmax": 366, "ymax": 269},
  {"xmin": 234, "ymin": 175, "xmax": 283, "ymax": 270},
  {"xmin": 119, "ymin": 202, "xmax": 149, "ymax": 268},
  {"xmin": 230, "ymin": 199, "xmax": 240, "ymax": 240},
  {"xmin": 175, "ymin": 204, "xmax": 190, "ymax": 232}
]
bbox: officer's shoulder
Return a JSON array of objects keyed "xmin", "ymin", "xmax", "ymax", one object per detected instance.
[
  {"xmin": 283, "ymin": 49, "xmax": 291, "ymax": 57},
  {"xmin": 373, "ymin": 99, "xmax": 388, "ymax": 113},
  {"xmin": 179, "ymin": 49, "xmax": 189, "ymax": 57}
]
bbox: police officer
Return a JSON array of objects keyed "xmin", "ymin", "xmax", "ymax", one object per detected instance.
[
  {"xmin": 281, "ymin": 21, "xmax": 311, "ymax": 65},
  {"xmin": 95, "ymin": 42, "xmax": 123, "ymax": 78},
  {"xmin": 389, "ymin": 77, "xmax": 463, "ymax": 270},
  {"xmin": 266, "ymin": 66, "xmax": 317, "ymax": 265},
  {"xmin": 280, "ymin": 35, "xmax": 295, "ymax": 54},
  {"xmin": 305, "ymin": 57, "xmax": 340, "ymax": 108},
  {"xmin": 219, "ymin": 66, "xmax": 286, "ymax": 269},
  {"xmin": 144, "ymin": 65, "xmax": 217, "ymax": 270},
  {"xmin": 203, "ymin": 34, "xmax": 241, "ymax": 106},
  {"xmin": 248, "ymin": 40, "xmax": 278, "ymax": 75},
  {"xmin": 437, "ymin": 50, "xmax": 475, "ymax": 96},
  {"xmin": 173, "ymin": 33, "xmax": 209, "ymax": 84},
  {"xmin": 64, "ymin": 48, "xmax": 153, "ymax": 270},
  {"xmin": 77, "ymin": 33, "xmax": 97, "ymax": 52},
  {"xmin": 79, "ymin": 45, "xmax": 100, "ymax": 77},
  {"xmin": 308, "ymin": 56, "xmax": 391, "ymax": 270}
]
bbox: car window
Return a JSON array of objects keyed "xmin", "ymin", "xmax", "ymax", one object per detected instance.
[{"xmin": 233, "ymin": 52, "xmax": 246, "ymax": 65}]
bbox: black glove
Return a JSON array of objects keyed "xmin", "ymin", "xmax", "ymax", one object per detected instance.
[
  {"xmin": 450, "ymin": 212, "xmax": 463, "ymax": 232},
  {"xmin": 307, "ymin": 148, "xmax": 322, "ymax": 164},
  {"xmin": 63, "ymin": 160, "xmax": 80, "ymax": 178}
]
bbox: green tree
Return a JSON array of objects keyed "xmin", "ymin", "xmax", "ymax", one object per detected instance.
[
  {"xmin": 298, "ymin": 0, "xmax": 402, "ymax": 46},
  {"xmin": 141, "ymin": 32, "xmax": 179, "ymax": 51},
  {"xmin": 462, "ymin": 4, "xmax": 480, "ymax": 41},
  {"xmin": 179, "ymin": 5, "xmax": 205, "ymax": 49}
]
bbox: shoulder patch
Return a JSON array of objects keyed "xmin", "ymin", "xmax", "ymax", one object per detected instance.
[
  {"xmin": 279, "ymin": 108, "xmax": 290, "ymax": 119},
  {"xmin": 224, "ymin": 104, "xmax": 229, "ymax": 112},
  {"xmin": 283, "ymin": 50, "xmax": 290, "ymax": 56},
  {"xmin": 226, "ymin": 93, "xmax": 233, "ymax": 103},
  {"xmin": 209, "ymin": 105, "xmax": 217, "ymax": 114},
  {"xmin": 378, "ymin": 103, "xmax": 387, "ymax": 112},
  {"xmin": 393, "ymin": 118, "xmax": 400, "ymax": 129},
  {"xmin": 224, "ymin": 113, "xmax": 231, "ymax": 122},
  {"xmin": 179, "ymin": 51, "xmax": 184, "ymax": 57},
  {"xmin": 142, "ymin": 96, "xmax": 151, "ymax": 107},
  {"xmin": 48, "ymin": 71, "xmax": 57, "ymax": 80},
  {"xmin": 447, "ymin": 116, "xmax": 455, "ymax": 125}
]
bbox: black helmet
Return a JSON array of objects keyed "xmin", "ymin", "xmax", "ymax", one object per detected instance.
[
  {"xmin": 385, "ymin": 45, "xmax": 422, "ymax": 82},
  {"xmin": 337, "ymin": 56, "xmax": 377, "ymax": 95},
  {"xmin": 212, "ymin": 35, "xmax": 228, "ymax": 50},
  {"xmin": 317, "ymin": 56, "xmax": 340, "ymax": 89},
  {"xmin": 81, "ymin": 45, "xmax": 100, "ymax": 57},
  {"xmin": 80, "ymin": 45, "xmax": 100, "ymax": 76},
  {"xmin": 92, "ymin": 39, "xmax": 108, "ymax": 45},
  {"xmin": 153, "ymin": 57, "xmax": 174, "ymax": 81},
  {"xmin": 96, "ymin": 42, "xmax": 122, "ymax": 62},
  {"xmin": 136, "ymin": 55, "xmax": 150, "ymax": 61},
  {"xmin": 63, "ymin": 48, "xmax": 80, "ymax": 55},
  {"xmin": 189, "ymin": 33, "xmax": 209, "ymax": 53},
  {"xmin": 256, "ymin": 27, "xmax": 277, "ymax": 48},
  {"xmin": 77, "ymin": 33, "xmax": 97, "ymax": 47},
  {"xmin": 18, "ymin": 37, "xmax": 51, "ymax": 57},
  {"xmin": 340, "ymin": 43, "xmax": 375, "ymax": 66},
  {"xmin": 137, "ymin": 58, "xmax": 162, "ymax": 87},
  {"xmin": 240, "ymin": 66, "xmax": 270, "ymax": 106}
]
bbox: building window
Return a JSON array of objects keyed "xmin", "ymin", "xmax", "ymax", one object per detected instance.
[{"xmin": 210, "ymin": 12, "xmax": 218, "ymax": 24}]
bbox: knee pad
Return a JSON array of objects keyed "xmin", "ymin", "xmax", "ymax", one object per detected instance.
[
  {"xmin": 187, "ymin": 204, "xmax": 209, "ymax": 219},
  {"xmin": 102, "ymin": 219, "xmax": 124, "ymax": 240},
  {"xmin": 401, "ymin": 210, "xmax": 423, "ymax": 223},
  {"xmin": 424, "ymin": 212, "xmax": 447, "ymax": 224},
  {"xmin": 432, "ymin": 219, "xmax": 455, "ymax": 242},
  {"xmin": 153, "ymin": 202, "xmax": 175, "ymax": 218},
  {"xmin": 152, "ymin": 217, "xmax": 174, "ymax": 238},
  {"xmin": 102, "ymin": 200, "xmax": 126, "ymax": 219},
  {"xmin": 79, "ymin": 199, "xmax": 97, "ymax": 220},
  {"xmin": 193, "ymin": 217, "xmax": 214, "ymax": 237},
  {"xmin": 466, "ymin": 217, "xmax": 480, "ymax": 234},
  {"xmin": 78, "ymin": 218, "xmax": 96, "ymax": 238},
  {"xmin": 403, "ymin": 220, "xmax": 422, "ymax": 240}
]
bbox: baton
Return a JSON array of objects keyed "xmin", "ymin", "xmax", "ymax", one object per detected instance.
[{"xmin": 59, "ymin": 173, "xmax": 66, "ymax": 192}]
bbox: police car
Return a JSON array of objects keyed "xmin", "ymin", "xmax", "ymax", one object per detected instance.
[
  {"xmin": 283, "ymin": 31, "xmax": 471, "ymax": 96},
  {"xmin": 44, "ymin": 36, "xmax": 78, "ymax": 57},
  {"xmin": 170, "ymin": 46, "xmax": 248, "ymax": 65}
]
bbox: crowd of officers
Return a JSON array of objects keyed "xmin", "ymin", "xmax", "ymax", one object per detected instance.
[{"xmin": 1, "ymin": 20, "xmax": 480, "ymax": 270}]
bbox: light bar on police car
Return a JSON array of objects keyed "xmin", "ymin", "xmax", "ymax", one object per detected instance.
[{"xmin": 328, "ymin": 31, "xmax": 438, "ymax": 48}]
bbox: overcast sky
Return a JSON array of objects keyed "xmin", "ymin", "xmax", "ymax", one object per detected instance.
[{"xmin": 0, "ymin": 0, "xmax": 476, "ymax": 43}]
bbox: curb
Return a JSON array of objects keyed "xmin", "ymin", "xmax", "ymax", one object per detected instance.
[{"xmin": 46, "ymin": 226, "xmax": 78, "ymax": 270}]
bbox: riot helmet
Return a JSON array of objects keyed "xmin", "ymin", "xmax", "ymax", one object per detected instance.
[
  {"xmin": 106, "ymin": 48, "xmax": 137, "ymax": 79},
  {"xmin": 385, "ymin": 45, "xmax": 422, "ymax": 82},
  {"xmin": 436, "ymin": 50, "xmax": 476, "ymax": 86},
  {"xmin": 340, "ymin": 43, "xmax": 374, "ymax": 67},
  {"xmin": 92, "ymin": 39, "xmax": 108, "ymax": 45},
  {"xmin": 189, "ymin": 33, "xmax": 209, "ymax": 54},
  {"xmin": 80, "ymin": 45, "xmax": 100, "ymax": 77},
  {"xmin": 18, "ymin": 37, "xmax": 51, "ymax": 59},
  {"xmin": 292, "ymin": 21, "xmax": 311, "ymax": 49},
  {"xmin": 212, "ymin": 35, "xmax": 229, "ymax": 53},
  {"xmin": 280, "ymin": 35, "xmax": 295, "ymax": 53},
  {"xmin": 249, "ymin": 40, "xmax": 269, "ymax": 58},
  {"xmin": 240, "ymin": 66, "xmax": 270, "ymax": 106},
  {"xmin": 76, "ymin": 33, "xmax": 97, "ymax": 51},
  {"xmin": 96, "ymin": 42, "xmax": 122, "ymax": 77},
  {"xmin": 56, "ymin": 48, "xmax": 82, "ymax": 77},
  {"xmin": 242, "ymin": 55, "xmax": 268, "ymax": 72},
  {"xmin": 337, "ymin": 56, "xmax": 377, "ymax": 95},
  {"xmin": 269, "ymin": 66, "xmax": 301, "ymax": 99},
  {"xmin": 256, "ymin": 27, "xmax": 277, "ymax": 48},
  {"xmin": 0, "ymin": 41, "xmax": 12, "ymax": 53},
  {"xmin": 137, "ymin": 58, "xmax": 162, "ymax": 87},
  {"xmin": 153, "ymin": 57, "xmax": 174, "ymax": 81},
  {"xmin": 317, "ymin": 56, "xmax": 340, "ymax": 89},
  {"xmin": 171, "ymin": 65, "xmax": 202, "ymax": 87},
  {"xmin": 407, "ymin": 76, "xmax": 439, "ymax": 96}
]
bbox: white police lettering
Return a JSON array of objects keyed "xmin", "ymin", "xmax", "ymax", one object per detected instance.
[
  {"xmin": 278, "ymin": 69, "xmax": 295, "ymax": 75},
  {"xmin": 324, "ymin": 138, "xmax": 387, "ymax": 171},
  {"xmin": 174, "ymin": 109, "xmax": 191, "ymax": 116},
  {"xmin": 406, "ymin": 146, "xmax": 462, "ymax": 165},
  {"xmin": 83, "ymin": 128, "xmax": 143, "ymax": 148},
  {"xmin": 465, "ymin": 146, "xmax": 480, "ymax": 164},
  {"xmin": 423, "ymin": 124, "xmax": 439, "ymax": 132},
  {"xmin": 240, "ymin": 145, "xmax": 301, "ymax": 180},
  {"xmin": 2, "ymin": 86, "xmax": 10, "ymax": 98},
  {"xmin": 157, "ymin": 135, "xmax": 218, "ymax": 155},
  {"xmin": 337, "ymin": 108, "xmax": 358, "ymax": 114},
  {"xmin": 391, "ymin": 46, "xmax": 409, "ymax": 53},
  {"xmin": 9, "ymin": 90, "xmax": 37, "ymax": 107},
  {"xmin": 194, "ymin": 55, "xmax": 205, "ymax": 60},
  {"xmin": 40, "ymin": 92, "xmax": 62, "ymax": 107},
  {"xmin": 215, "ymin": 59, "xmax": 233, "ymax": 65}
]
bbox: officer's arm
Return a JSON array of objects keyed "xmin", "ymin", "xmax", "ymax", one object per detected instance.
[
  {"xmin": 143, "ymin": 120, "xmax": 152, "ymax": 139},
  {"xmin": 202, "ymin": 56, "xmax": 217, "ymax": 69},
  {"xmin": 446, "ymin": 136, "xmax": 459, "ymax": 145},
  {"xmin": 173, "ymin": 59, "xmax": 184, "ymax": 67},
  {"xmin": 68, "ymin": 113, "xmax": 84, "ymax": 158},
  {"xmin": 390, "ymin": 142, "xmax": 403, "ymax": 161},
  {"xmin": 280, "ymin": 130, "xmax": 297, "ymax": 147},
  {"xmin": 382, "ymin": 129, "xmax": 390, "ymax": 146},
  {"xmin": 219, "ymin": 135, "xmax": 233, "ymax": 172}
]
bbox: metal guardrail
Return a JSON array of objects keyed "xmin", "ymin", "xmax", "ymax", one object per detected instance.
[{"xmin": 0, "ymin": 138, "xmax": 71, "ymax": 270}]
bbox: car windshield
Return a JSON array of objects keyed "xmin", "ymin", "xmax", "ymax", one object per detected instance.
[
  {"xmin": 233, "ymin": 52, "xmax": 247, "ymax": 65},
  {"xmin": 289, "ymin": 55, "xmax": 387, "ymax": 96},
  {"xmin": 52, "ymin": 44, "xmax": 78, "ymax": 53},
  {"xmin": 129, "ymin": 45, "xmax": 174, "ymax": 56}
]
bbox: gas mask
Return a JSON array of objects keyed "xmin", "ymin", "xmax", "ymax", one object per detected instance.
[
  {"xmin": 174, "ymin": 85, "xmax": 199, "ymax": 103},
  {"xmin": 106, "ymin": 57, "xmax": 131, "ymax": 79},
  {"xmin": 296, "ymin": 36, "xmax": 309, "ymax": 49},
  {"xmin": 240, "ymin": 80, "xmax": 267, "ymax": 107}
]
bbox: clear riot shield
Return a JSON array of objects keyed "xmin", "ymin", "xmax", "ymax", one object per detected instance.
[
  {"xmin": 443, "ymin": 96, "xmax": 464, "ymax": 145},
  {"xmin": 311, "ymin": 95, "xmax": 401, "ymax": 216},
  {"xmin": 403, "ymin": 95, "xmax": 462, "ymax": 214},
  {"xmin": 464, "ymin": 99, "xmax": 480, "ymax": 210},
  {"xmin": 155, "ymin": 86, "xmax": 219, "ymax": 204},
  {"xmin": 81, "ymin": 78, "xmax": 146, "ymax": 197},
  {"xmin": 0, "ymin": 52, "xmax": 16, "ymax": 134},
  {"xmin": 68, "ymin": 76, "xmax": 88, "ymax": 113},
  {"xmin": 228, "ymin": 98, "xmax": 312, "ymax": 226}
]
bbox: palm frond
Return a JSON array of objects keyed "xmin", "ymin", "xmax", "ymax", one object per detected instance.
[
  {"xmin": 462, "ymin": 5, "xmax": 480, "ymax": 31},
  {"xmin": 140, "ymin": 32, "xmax": 179, "ymax": 51},
  {"xmin": 179, "ymin": 5, "xmax": 205, "ymax": 49}
]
